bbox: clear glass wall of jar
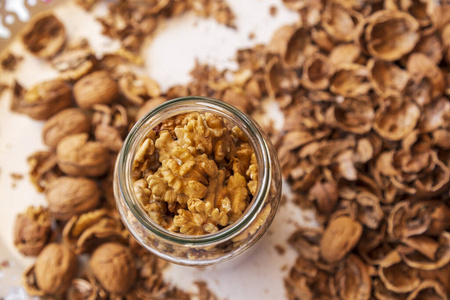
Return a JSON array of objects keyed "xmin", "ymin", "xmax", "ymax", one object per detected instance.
[{"xmin": 114, "ymin": 97, "xmax": 282, "ymax": 266}]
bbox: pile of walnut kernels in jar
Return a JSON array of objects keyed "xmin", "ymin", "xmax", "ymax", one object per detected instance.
[
  {"xmin": 2, "ymin": 0, "xmax": 450, "ymax": 299},
  {"xmin": 132, "ymin": 112, "xmax": 258, "ymax": 235}
]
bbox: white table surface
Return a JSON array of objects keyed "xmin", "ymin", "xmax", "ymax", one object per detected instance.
[{"xmin": 0, "ymin": 1, "xmax": 317, "ymax": 299}]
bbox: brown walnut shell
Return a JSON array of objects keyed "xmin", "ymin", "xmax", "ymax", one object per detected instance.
[
  {"xmin": 22, "ymin": 13, "xmax": 66, "ymax": 58},
  {"xmin": 13, "ymin": 206, "xmax": 52, "ymax": 256},
  {"xmin": 322, "ymin": 2, "xmax": 364, "ymax": 42},
  {"xmin": 27, "ymin": 151, "xmax": 62, "ymax": 192},
  {"xmin": 73, "ymin": 71, "xmax": 119, "ymax": 109},
  {"xmin": 56, "ymin": 133, "xmax": 109, "ymax": 177},
  {"xmin": 365, "ymin": 10, "xmax": 420, "ymax": 61},
  {"xmin": 45, "ymin": 176, "xmax": 100, "ymax": 220},
  {"xmin": 374, "ymin": 95, "xmax": 420, "ymax": 141},
  {"xmin": 336, "ymin": 254, "xmax": 372, "ymax": 300},
  {"xmin": 43, "ymin": 108, "xmax": 90, "ymax": 148},
  {"xmin": 89, "ymin": 242, "xmax": 137, "ymax": 295},
  {"xmin": 378, "ymin": 250, "xmax": 421, "ymax": 293},
  {"xmin": 24, "ymin": 243, "xmax": 77, "ymax": 296},
  {"xmin": 11, "ymin": 80, "xmax": 72, "ymax": 120},
  {"xmin": 320, "ymin": 216, "xmax": 363, "ymax": 263}
]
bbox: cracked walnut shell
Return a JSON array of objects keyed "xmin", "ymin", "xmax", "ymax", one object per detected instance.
[
  {"xmin": 13, "ymin": 206, "xmax": 52, "ymax": 256},
  {"xmin": 11, "ymin": 80, "xmax": 72, "ymax": 120},
  {"xmin": 22, "ymin": 13, "xmax": 66, "ymax": 58}
]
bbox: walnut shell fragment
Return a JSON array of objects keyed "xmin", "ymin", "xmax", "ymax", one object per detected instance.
[
  {"xmin": 367, "ymin": 59, "xmax": 410, "ymax": 95},
  {"xmin": 301, "ymin": 53, "xmax": 334, "ymax": 90},
  {"xmin": 22, "ymin": 243, "xmax": 77, "ymax": 296},
  {"xmin": 336, "ymin": 254, "xmax": 372, "ymax": 300},
  {"xmin": 378, "ymin": 250, "xmax": 421, "ymax": 293},
  {"xmin": 322, "ymin": 2, "xmax": 364, "ymax": 42},
  {"xmin": 73, "ymin": 71, "xmax": 119, "ymax": 109},
  {"xmin": 406, "ymin": 280, "xmax": 448, "ymax": 300},
  {"xmin": 119, "ymin": 73, "xmax": 161, "ymax": 106},
  {"xmin": 374, "ymin": 95, "xmax": 420, "ymax": 141},
  {"xmin": 92, "ymin": 104, "xmax": 128, "ymax": 152},
  {"xmin": 90, "ymin": 242, "xmax": 137, "ymax": 295},
  {"xmin": 365, "ymin": 10, "xmax": 420, "ymax": 61},
  {"xmin": 63, "ymin": 209, "xmax": 126, "ymax": 254},
  {"xmin": 45, "ymin": 176, "xmax": 100, "ymax": 220},
  {"xmin": 42, "ymin": 108, "xmax": 90, "ymax": 148},
  {"xmin": 22, "ymin": 13, "xmax": 66, "ymax": 58},
  {"xmin": 27, "ymin": 151, "xmax": 62, "ymax": 192},
  {"xmin": 13, "ymin": 206, "xmax": 52, "ymax": 256},
  {"xmin": 329, "ymin": 63, "xmax": 372, "ymax": 97},
  {"xmin": 56, "ymin": 133, "xmax": 109, "ymax": 177},
  {"xmin": 51, "ymin": 39, "xmax": 95, "ymax": 81},
  {"xmin": 399, "ymin": 232, "xmax": 450, "ymax": 271},
  {"xmin": 11, "ymin": 80, "xmax": 72, "ymax": 120},
  {"xmin": 325, "ymin": 97, "xmax": 374, "ymax": 134},
  {"xmin": 320, "ymin": 216, "xmax": 362, "ymax": 263}
]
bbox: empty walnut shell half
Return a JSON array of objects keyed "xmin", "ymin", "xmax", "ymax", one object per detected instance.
[
  {"xmin": 325, "ymin": 97, "xmax": 374, "ymax": 134},
  {"xmin": 374, "ymin": 94, "xmax": 420, "ymax": 141},
  {"xmin": 265, "ymin": 57, "xmax": 299, "ymax": 97},
  {"xmin": 43, "ymin": 108, "xmax": 90, "ymax": 149},
  {"xmin": 90, "ymin": 242, "xmax": 137, "ymax": 295},
  {"xmin": 45, "ymin": 176, "xmax": 100, "ymax": 220},
  {"xmin": 330, "ymin": 63, "xmax": 372, "ymax": 97},
  {"xmin": 51, "ymin": 40, "xmax": 95, "ymax": 81},
  {"xmin": 118, "ymin": 73, "xmax": 161, "ymax": 106},
  {"xmin": 301, "ymin": 53, "xmax": 334, "ymax": 90},
  {"xmin": 56, "ymin": 133, "xmax": 109, "ymax": 177},
  {"xmin": 406, "ymin": 280, "xmax": 448, "ymax": 300},
  {"xmin": 378, "ymin": 250, "xmax": 421, "ymax": 293},
  {"xmin": 13, "ymin": 206, "xmax": 52, "ymax": 256},
  {"xmin": 320, "ymin": 216, "xmax": 363, "ymax": 264},
  {"xmin": 22, "ymin": 13, "xmax": 66, "ymax": 58},
  {"xmin": 336, "ymin": 254, "xmax": 372, "ymax": 300},
  {"xmin": 399, "ymin": 232, "xmax": 450, "ymax": 271},
  {"xmin": 365, "ymin": 10, "xmax": 420, "ymax": 61},
  {"xmin": 63, "ymin": 209, "xmax": 125, "ymax": 254},
  {"xmin": 367, "ymin": 59, "xmax": 410, "ymax": 95},
  {"xmin": 73, "ymin": 71, "xmax": 119, "ymax": 109},
  {"xmin": 11, "ymin": 80, "xmax": 72, "ymax": 120},
  {"xmin": 322, "ymin": 2, "xmax": 364, "ymax": 42},
  {"xmin": 23, "ymin": 243, "xmax": 77, "ymax": 296}
]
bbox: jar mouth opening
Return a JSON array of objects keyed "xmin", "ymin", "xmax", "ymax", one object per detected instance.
[{"xmin": 117, "ymin": 96, "xmax": 271, "ymax": 244}]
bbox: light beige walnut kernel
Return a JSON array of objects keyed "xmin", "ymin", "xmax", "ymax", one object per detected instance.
[{"xmin": 132, "ymin": 112, "xmax": 258, "ymax": 235}]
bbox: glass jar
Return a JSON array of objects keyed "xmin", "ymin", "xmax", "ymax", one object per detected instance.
[{"xmin": 114, "ymin": 96, "xmax": 282, "ymax": 266}]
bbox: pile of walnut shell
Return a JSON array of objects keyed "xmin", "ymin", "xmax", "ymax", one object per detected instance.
[{"xmin": 7, "ymin": 0, "xmax": 450, "ymax": 299}]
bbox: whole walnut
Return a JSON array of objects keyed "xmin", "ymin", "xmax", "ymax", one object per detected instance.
[
  {"xmin": 56, "ymin": 133, "xmax": 109, "ymax": 177},
  {"xmin": 34, "ymin": 243, "xmax": 77, "ymax": 295},
  {"xmin": 89, "ymin": 242, "xmax": 137, "ymax": 295},
  {"xmin": 73, "ymin": 71, "xmax": 119, "ymax": 109},
  {"xmin": 13, "ymin": 206, "xmax": 52, "ymax": 256},
  {"xmin": 11, "ymin": 80, "xmax": 72, "ymax": 120},
  {"xmin": 42, "ymin": 108, "xmax": 90, "ymax": 148},
  {"xmin": 45, "ymin": 176, "xmax": 100, "ymax": 220}
]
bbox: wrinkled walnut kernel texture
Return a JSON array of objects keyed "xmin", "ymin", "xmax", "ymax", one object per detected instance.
[{"xmin": 132, "ymin": 112, "xmax": 259, "ymax": 235}]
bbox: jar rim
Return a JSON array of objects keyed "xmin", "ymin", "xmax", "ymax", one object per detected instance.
[{"xmin": 116, "ymin": 96, "xmax": 272, "ymax": 245}]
